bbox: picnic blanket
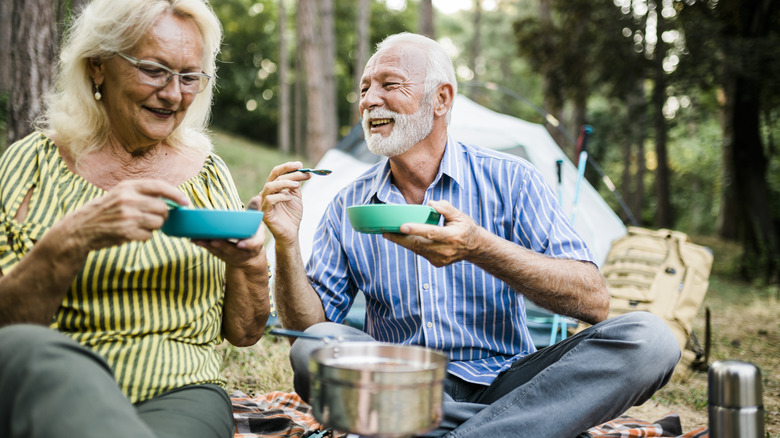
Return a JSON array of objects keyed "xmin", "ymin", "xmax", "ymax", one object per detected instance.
[
  {"xmin": 230, "ymin": 390, "xmax": 345, "ymax": 438},
  {"xmin": 230, "ymin": 391, "xmax": 708, "ymax": 438},
  {"xmin": 578, "ymin": 413, "xmax": 709, "ymax": 438}
]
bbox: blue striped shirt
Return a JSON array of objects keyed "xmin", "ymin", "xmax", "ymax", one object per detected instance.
[{"xmin": 306, "ymin": 137, "xmax": 595, "ymax": 385}]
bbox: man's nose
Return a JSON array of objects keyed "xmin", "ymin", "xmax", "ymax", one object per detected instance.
[{"xmin": 359, "ymin": 83, "xmax": 383, "ymax": 112}]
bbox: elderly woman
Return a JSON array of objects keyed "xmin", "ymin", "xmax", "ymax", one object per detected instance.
[{"xmin": 0, "ymin": 1, "xmax": 268, "ymax": 437}]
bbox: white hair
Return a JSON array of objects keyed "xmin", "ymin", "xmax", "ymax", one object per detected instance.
[{"xmin": 374, "ymin": 32, "xmax": 457, "ymax": 123}]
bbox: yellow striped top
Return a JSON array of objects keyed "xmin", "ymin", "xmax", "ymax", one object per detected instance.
[{"xmin": 0, "ymin": 132, "xmax": 242, "ymax": 403}]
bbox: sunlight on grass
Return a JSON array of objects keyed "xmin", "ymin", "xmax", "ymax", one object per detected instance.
[
  {"xmin": 219, "ymin": 333, "xmax": 294, "ymax": 397},
  {"xmin": 210, "ymin": 129, "xmax": 308, "ymax": 203}
]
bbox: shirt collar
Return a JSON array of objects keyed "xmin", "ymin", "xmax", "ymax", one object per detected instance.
[{"xmin": 365, "ymin": 135, "xmax": 466, "ymax": 205}]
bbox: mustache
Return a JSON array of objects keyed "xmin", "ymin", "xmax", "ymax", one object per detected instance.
[{"xmin": 363, "ymin": 108, "xmax": 399, "ymax": 119}]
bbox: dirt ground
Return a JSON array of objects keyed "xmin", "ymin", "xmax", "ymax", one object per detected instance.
[{"xmin": 626, "ymin": 287, "xmax": 779, "ymax": 437}]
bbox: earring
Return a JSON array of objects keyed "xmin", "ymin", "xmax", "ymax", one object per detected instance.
[{"xmin": 93, "ymin": 84, "xmax": 102, "ymax": 101}]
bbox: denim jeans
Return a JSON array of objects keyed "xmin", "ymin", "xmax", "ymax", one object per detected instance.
[{"xmin": 289, "ymin": 311, "xmax": 680, "ymax": 438}]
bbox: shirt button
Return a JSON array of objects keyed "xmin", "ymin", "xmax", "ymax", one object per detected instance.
[
  {"xmin": 423, "ymin": 283, "xmax": 430, "ymax": 290},
  {"xmin": 426, "ymin": 322, "xmax": 433, "ymax": 329}
]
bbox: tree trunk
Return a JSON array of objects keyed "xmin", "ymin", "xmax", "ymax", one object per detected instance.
[
  {"xmin": 278, "ymin": 0, "xmax": 290, "ymax": 154},
  {"xmin": 627, "ymin": 78, "xmax": 646, "ymax": 226},
  {"xmin": 651, "ymin": 5, "xmax": 673, "ymax": 228},
  {"xmin": 318, "ymin": 0, "xmax": 338, "ymax": 151},
  {"xmin": 293, "ymin": 2, "xmax": 306, "ymax": 157},
  {"xmin": 0, "ymin": 0, "xmax": 11, "ymax": 93},
  {"xmin": 717, "ymin": 86, "xmax": 739, "ymax": 239},
  {"xmin": 418, "ymin": 0, "xmax": 434, "ymax": 39},
  {"xmin": 467, "ymin": 0, "xmax": 482, "ymax": 101},
  {"xmin": 352, "ymin": 0, "xmax": 370, "ymax": 125},
  {"xmin": 724, "ymin": 72, "xmax": 780, "ymax": 281},
  {"xmin": 538, "ymin": 0, "xmax": 566, "ymax": 151},
  {"xmin": 6, "ymin": 0, "xmax": 60, "ymax": 146},
  {"xmin": 297, "ymin": 0, "xmax": 331, "ymax": 162},
  {"xmin": 718, "ymin": 0, "xmax": 780, "ymax": 282}
]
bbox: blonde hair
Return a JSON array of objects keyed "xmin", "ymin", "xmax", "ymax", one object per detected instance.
[{"xmin": 37, "ymin": 0, "xmax": 222, "ymax": 161}]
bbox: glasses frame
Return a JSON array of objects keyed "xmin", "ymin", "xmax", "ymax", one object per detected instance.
[{"xmin": 115, "ymin": 51, "xmax": 211, "ymax": 94}]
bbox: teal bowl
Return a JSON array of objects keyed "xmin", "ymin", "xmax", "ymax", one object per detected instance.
[
  {"xmin": 161, "ymin": 207, "xmax": 264, "ymax": 239},
  {"xmin": 347, "ymin": 204, "xmax": 441, "ymax": 234}
]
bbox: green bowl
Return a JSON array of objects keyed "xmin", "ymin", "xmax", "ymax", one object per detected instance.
[
  {"xmin": 347, "ymin": 204, "xmax": 441, "ymax": 234},
  {"xmin": 161, "ymin": 207, "xmax": 263, "ymax": 239}
]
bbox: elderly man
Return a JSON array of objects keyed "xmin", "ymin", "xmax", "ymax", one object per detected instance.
[{"xmin": 259, "ymin": 32, "xmax": 680, "ymax": 437}]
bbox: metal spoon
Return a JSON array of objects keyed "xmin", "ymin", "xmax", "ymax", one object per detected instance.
[
  {"xmin": 288, "ymin": 168, "xmax": 332, "ymax": 176},
  {"xmin": 163, "ymin": 198, "xmax": 181, "ymax": 209},
  {"xmin": 270, "ymin": 328, "xmax": 342, "ymax": 343}
]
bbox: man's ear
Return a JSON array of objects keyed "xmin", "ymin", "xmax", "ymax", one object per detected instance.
[
  {"xmin": 87, "ymin": 56, "xmax": 105, "ymax": 86},
  {"xmin": 433, "ymin": 83, "xmax": 454, "ymax": 118}
]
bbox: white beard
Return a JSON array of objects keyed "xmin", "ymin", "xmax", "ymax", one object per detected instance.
[{"xmin": 362, "ymin": 94, "xmax": 434, "ymax": 157}]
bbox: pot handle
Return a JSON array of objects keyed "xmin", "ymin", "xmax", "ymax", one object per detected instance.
[{"xmin": 270, "ymin": 328, "xmax": 340, "ymax": 342}]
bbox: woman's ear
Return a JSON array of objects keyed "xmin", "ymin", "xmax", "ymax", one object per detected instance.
[{"xmin": 87, "ymin": 56, "xmax": 105, "ymax": 86}]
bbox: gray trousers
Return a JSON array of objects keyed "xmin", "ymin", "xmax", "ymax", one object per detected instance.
[
  {"xmin": 290, "ymin": 311, "xmax": 681, "ymax": 437},
  {"xmin": 0, "ymin": 324, "xmax": 233, "ymax": 438}
]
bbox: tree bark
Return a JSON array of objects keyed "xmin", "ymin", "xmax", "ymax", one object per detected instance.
[
  {"xmin": 651, "ymin": 5, "xmax": 673, "ymax": 228},
  {"xmin": 0, "ymin": 0, "xmax": 11, "ymax": 93},
  {"xmin": 297, "ymin": 0, "xmax": 331, "ymax": 162},
  {"xmin": 627, "ymin": 78, "xmax": 646, "ymax": 226},
  {"xmin": 538, "ymin": 0, "xmax": 566, "ymax": 151},
  {"xmin": 318, "ymin": 0, "xmax": 337, "ymax": 152},
  {"xmin": 467, "ymin": 0, "xmax": 482, "ymax": 101},
  {"xmin": 293, "ymin": 2, "xmax": 305, "ymax": 157},
  {"xmin": 418, "ymin": 0, "xmax": 434, "ymax": 39},
  {"xmin": 352, "ymin": 0, "xmax": 370, "ymax": 125},
  {"xmin": 278, "ymin": 0, "xmax": 290, "ymax": 154},
  {"xmin": 6, "ymin": 0, "xmax": 60, "ymax": 147},
  {"xmin": 718, "ymin": 0, "xmax": 780, "ymax": 281}
]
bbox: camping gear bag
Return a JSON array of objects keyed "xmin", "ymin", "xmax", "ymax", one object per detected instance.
[{"xmin": 598, "ymin": 226, "xmax": 714, "ymax": 374}]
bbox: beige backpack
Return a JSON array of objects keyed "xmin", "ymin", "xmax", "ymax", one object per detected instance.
[{"xmin": 588, "ymin": 227, "xmax": 714, "ymax": 377}]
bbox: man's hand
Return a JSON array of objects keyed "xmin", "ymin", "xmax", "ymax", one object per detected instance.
[
  {"xmin": 252, "ymin": 161, "xmax": 311, "ymax": 246},
  {"xmin": 383, "ymin": 200, "xmax": 483, "ymax": 267}
]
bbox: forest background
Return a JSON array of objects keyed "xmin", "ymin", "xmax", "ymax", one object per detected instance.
[
  {"xmin": 1, "ymin": 0, "xmax": 779, "ymax": 434},
  {"xmin": 1, "ymin": 0, "xmax": 778, "ymax": 284}
]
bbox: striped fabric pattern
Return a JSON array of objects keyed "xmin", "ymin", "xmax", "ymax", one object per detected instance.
[
  {"xmin": 306, "ymin": 137, "xmax": 594, "ymax": 385},
  {"xmin": 0, "ymin": 132, "xmax": 242, "ymax": 403}
]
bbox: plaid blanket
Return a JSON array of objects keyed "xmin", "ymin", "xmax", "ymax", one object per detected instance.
[
  {"xmin": 230, "ymin": 390, "xmax": 345, "ymax": 438},
  {"xmin": 230, "ymin": 391, "xmax": 708, "ymax": 438},
  {"xmin": 579, "ymin": 413, "xmax": 709, "ymax": 438}
]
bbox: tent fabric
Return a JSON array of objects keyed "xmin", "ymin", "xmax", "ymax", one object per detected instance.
[{"xmin": 293, "ymin": 95, "xmax": 626, "ymax": 268}]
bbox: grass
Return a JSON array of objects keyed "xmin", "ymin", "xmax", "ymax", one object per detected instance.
[
  {"xmin": 213, "ymin": 132, "xmax": 780, "ymax": 435},
  {"xmin": 210, "ymin": 129, "xmax": 308, "ymax": 203}
]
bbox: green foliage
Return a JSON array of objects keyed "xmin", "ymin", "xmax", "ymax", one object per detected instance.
[
  {"xmin": 210, "ymin": 0, "xmax": 418, "ymax": 147},
  {"xmin": 439, "ymin": 0, "xmax": 545, "ymax": 124},
  {"xmin": 666, "ymin": 107, "xmax": 723, "ymax": 234},
  {"xmin": 211, "ymin": 129, "xmax": 306, "ymax": 202},
  {"xmin": 211, "ymin": 0, "xmax": 281, "ymax": 145}
]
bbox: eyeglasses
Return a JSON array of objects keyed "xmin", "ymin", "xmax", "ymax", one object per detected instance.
[{"xmin": 115, "ymin": 51, "xmax": 211, "ymax": 94}]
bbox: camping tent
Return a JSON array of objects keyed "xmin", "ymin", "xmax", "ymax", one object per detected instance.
[{"xmin": 293, "ymin": 95, "xmax": 627, "ymax": 268}]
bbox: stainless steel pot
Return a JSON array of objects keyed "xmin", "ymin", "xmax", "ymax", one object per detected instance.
[
  {"xmin": 270, "ymin": 328, "xmax": 449, "ymax": 437},
  {"xmin": 309, "ymin": 342, "xmax": 448, "ymax": 437}
]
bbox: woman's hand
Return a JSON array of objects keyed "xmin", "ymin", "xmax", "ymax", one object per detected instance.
[
  {"xmin": 0, "ymin": 179, "xmax": 187, "ymax": 326},
  {"xmin": 66, "ymin": 179, "xmax": 188, "ymax": 252},
  {"xmin": 191, "ymin": 226, "xmax": 268, "ymax": 270}
]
